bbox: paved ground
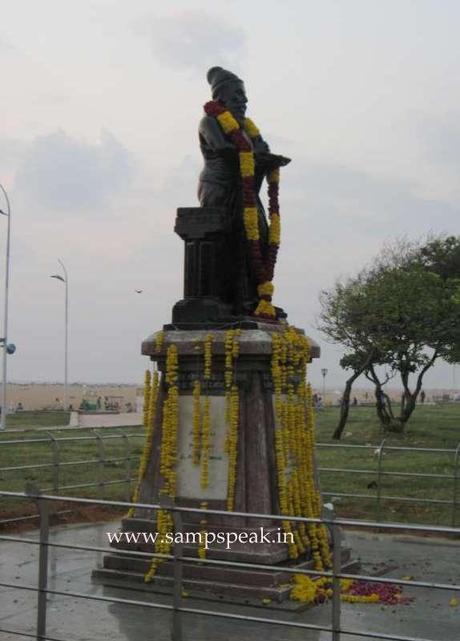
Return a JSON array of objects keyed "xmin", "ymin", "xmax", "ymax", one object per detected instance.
[{"xmin": 0, "ymin": 521, "xmax": 458, "ymax": 641}]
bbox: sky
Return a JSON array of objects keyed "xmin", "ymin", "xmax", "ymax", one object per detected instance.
[{"xmin": 1, "ymin": 0, "xmax": 459, "ymax": 389}]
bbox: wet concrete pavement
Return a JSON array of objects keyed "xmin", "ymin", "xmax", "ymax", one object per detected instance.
[{"xmin": 0, "ymin": 520, "xmax": 459, "ymax": 641}]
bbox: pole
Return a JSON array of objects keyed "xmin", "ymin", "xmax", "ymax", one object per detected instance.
[
  {"xmin": 36, "ymin": 497, "xmax": 50, "ymax": 640},
  {"xmin": 59, "ymin": 259, "xmax": 68, "ymax": 410},
  {"xmin": 0, "ymin": 184, "xmax": 11, "ymax": 431},
  {"xmin": 51, "ymin": 260, "xmax": 68, "ymax": 410}
]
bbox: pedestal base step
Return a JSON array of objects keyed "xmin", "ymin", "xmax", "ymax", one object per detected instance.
[{"xmin": 92, "ymin": 551, "xmax": 359, "ymax": 610}]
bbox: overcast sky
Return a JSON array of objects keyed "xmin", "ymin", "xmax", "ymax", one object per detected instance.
[{"xmin": 1, "ymin": 0, "xmax": 459, "ymax": 389}]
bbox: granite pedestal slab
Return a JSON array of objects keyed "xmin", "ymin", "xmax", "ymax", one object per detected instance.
[{"xmin": 93, "ymin": 325, "xmax": 340, "ymax": 606}]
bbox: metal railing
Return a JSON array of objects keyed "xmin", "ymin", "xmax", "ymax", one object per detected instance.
[
  {"xmin": 0, "ymin": 489, "xmax": 459, "ymax": 641},
  {"xmin": 1, "ymin": 429, "xmax": 459, "ymax": 526},
  {"xmin": 316, "ymin": 440, "xmax": 460, "ymax": 526},
  {"xmin": 0, "ymin": 426, "xmax": 143, "ymax": 522}
]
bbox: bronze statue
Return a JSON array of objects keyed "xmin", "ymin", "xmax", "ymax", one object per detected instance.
[
  {"xmin": 171, "ymin": 67, "xmax": 290, "ymax": 326},
  {"xmin": 197, "ymin": 67, "xmax": 290, "ymax": 318}
]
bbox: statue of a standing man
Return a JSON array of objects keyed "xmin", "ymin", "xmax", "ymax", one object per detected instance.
[{"xmin": 198, "ymin": 67, "xmax": 289, "ymax": 318}]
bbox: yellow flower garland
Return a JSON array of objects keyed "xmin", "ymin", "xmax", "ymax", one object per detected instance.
[
  {"xmin": 192, "ymin": 380, "xmax": 201, "ymax": 465},
  {"xmin": 271, "ymin": 327, "xmax": 332, "ymax": 569},
  {"xmin": 198, "ymin": 501, "xmax": 208, "ymax": 560},
  {"xmin": 126, "ymin": 370, "xmax": 159, "ymax": 519},
  {"xmin": 203, "ymin": 333, "xmax": 213, "ymax": 380},
  {"xmin": 226, "ymin": 384, "xmax": 239, "ymax": 511},
  {"xmin": 200, "ymin": 397, "xmax": 211, "ymax": 489},
  {"xmin": 145, "ymin": 344, "xmax": 179, "ymax": 582},
  {"xmin": 291, "ymin": 575, "xmax": 382, "ymax": 605},
  {"xmin": 143, "ymin": 369, "xmax": 151, "ymax": 430},
  {"xmin": 205, "ymin": 101, "xmax": 281, "ymax": 319},
  {"xmin": 155, "ymin": 331, "xmax": 165, "ymax": 353},
  {"xmin": 224, "ymin": 329, "xmax": 241, "ymax": 510}
]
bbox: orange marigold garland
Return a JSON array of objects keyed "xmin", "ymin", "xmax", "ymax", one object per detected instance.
[{"xmin": 203, "ymin": 101, "xmax": 281, "ymax": 319}]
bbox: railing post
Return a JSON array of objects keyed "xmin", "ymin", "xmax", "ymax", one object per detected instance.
[
  {"xmin": 376, "ymin": 438, "xmax": 386, "ymax": 523},
  {"xmin": 36, "ymin": 496, "xmax": 50, "ymax": 641},
  {"xmin": 121, "ymin": 430, "xmax": 131, "ymax": 502},
  {"xmin": 329, "ymin": 511, "xmax": 342, "ymax": 641},
  {"xmin": 94, "ymin": 430, "xmax": 105, "ymax": 497},
  {"xmin": 452, "ymin": 442, "xmax": 460, "ymax": 528},
  {"xmin": 46, "ymin": 431, "xmax": 60, "ymax": 494},
  {"xmin": 24, "ymin": 484, "xmax": 49, "ymax": 641},
  {"xmin": 160, "ymin": 495, "xmax": 183, "ymax": 641}
]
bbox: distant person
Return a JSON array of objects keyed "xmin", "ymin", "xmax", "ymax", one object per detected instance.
[
  {"xmin": 420, "ymin": 390, "xmax": 426, "ymax": 404},
  {"xmin": 97, "ymin": 396, "xmax": 102, "ymax": 410},
  {"xmin": 17, "ymin": 401, "xmax": 23, "ymax": 411},
  {"xmin": 316, "ymin": 396, "xmax": 323, "ymax": 410},
  {"xmin": 352, "ymin": 396, "xmax": 358, "ymax": 406}
]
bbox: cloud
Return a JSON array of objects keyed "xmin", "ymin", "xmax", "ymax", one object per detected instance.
[
  {"xmin": 0, "ymin": 33, "xmax": 14, "ymax": 54},
  {"xmin": 137, "ymin": 10, "xmax": 246, "ymax": 72},
  {"xmin": 284, "ymin": 159, "xmax": 460, "ymax": 239},
  {"xmin": 15, "ymin": 129, "xmax": 135, "ymax": 213},
  {"xmin": 418, "ymin": 115, "xmax": 460, "ymax": 168}
]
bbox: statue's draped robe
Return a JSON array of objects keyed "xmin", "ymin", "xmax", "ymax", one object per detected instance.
[{"xmin": 197, "ymin": 115, "xmax": 271, "ymax": 315}]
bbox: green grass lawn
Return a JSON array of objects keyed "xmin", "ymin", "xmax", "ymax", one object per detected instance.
[
  {"xmin": 0, "ymin": 424, "xmax": 145, "ymax": 524},
  {"xmin": 314, "ymin": 403, "xmax": 460, "ymax": 526},
  {"xmin": 5, "ymin": 411, "xmax": 71, "ymax": 428},
  {"xmin": 0, "ymin": 403, "xmax": 459, "ymax": 528}
]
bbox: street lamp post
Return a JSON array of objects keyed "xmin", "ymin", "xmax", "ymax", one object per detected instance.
[
  {"xmin": 0, "ymin": 184, "xmax": 11, "ymax": 431},
  {"xmin": 50, "ymin": 260, "xmax": 69, "ymax": 410},
  {"xmin": 321, "ymin": 367, "xmax": 328, "ymax": 405}
]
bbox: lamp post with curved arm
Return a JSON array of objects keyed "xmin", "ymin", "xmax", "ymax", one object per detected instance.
[
  {"xmin": 0, "ymin": 184, "xmax": 11, "ymax": 431},
  {"xmin": 50, "ymin": 259, "xmax": 69, "ymax": 410}
]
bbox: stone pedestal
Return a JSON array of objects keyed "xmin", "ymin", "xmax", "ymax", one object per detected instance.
[
  {"xmin": 172, "ymin": 207, "xmax": 233, "ymax": 325},
  {"xmin": 92, "ymin": 326, "xmax": 359, "ymax": 606}
]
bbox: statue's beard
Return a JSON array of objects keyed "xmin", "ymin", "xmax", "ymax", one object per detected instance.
[{"xmin": 225, "ymin": 101, "xmax": 246, "ymax": 121}]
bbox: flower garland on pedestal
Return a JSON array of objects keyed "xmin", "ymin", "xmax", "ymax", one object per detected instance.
[
  {"xmin": 126, "ymin": 369, "xmax": 159, "ymax": 519},
  {"xmin": 143, "ymin": 369, "xmax": 151, "ymax": 429},
  {"xmin": 145, "ymin": 344, "xmax": 179, "ymax": 582},
  {"xmin": 271, "ymin": 327, "xmax": 331, "ymax": 570},
  {"xmin": 204, "ymin": 101, "xmax": 281, "ymax": 319},
  {"xmin": 200, "ymin": 334, "xmax": 213, "ymax": 489},
  {"xmin": 198, "ymin": 501, "xmax": 208, "ymax": 560},
  {"xmin": 190, "ymin": 334, "xmax": 214, "ymax": 488},
  {"xmin": 224, "ymin": 329, "xmax": 241, "ymax": 510}
]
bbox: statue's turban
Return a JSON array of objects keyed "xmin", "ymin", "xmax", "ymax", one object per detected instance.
[{"xmin": 207, "ymin": 66, "xmax": 243, "ymax": 96}]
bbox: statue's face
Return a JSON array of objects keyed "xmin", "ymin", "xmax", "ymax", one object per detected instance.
[{"xmin": 220, "ymin": 81, "xmax": 248, "ymax": 120}]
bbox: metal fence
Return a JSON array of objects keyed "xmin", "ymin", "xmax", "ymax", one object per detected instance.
[
  {"xmin": 0, "ymin": 490, "xmax": 459, "ymax": 641},
  {"xmin": 316, "ymin": 440, "xmax": 460, "ymax": 527},
  {"xmin": 1, "ymin": 426, "xmax": 459, "ymax": 526},
  {"xmin": 0, "ymin": 426, "xmax": 143, "ymax": 526}
]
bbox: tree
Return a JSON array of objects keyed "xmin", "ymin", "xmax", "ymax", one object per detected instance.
[
  {"xmin": 319, "ymin": 275, "xmax": 381, "ymax": 439},
  {"xmin": 319, "ymin": 237, "xmax": 460, "ymax": 436},
  {"xmin": 416, "ymin": 236, "xmax": 460, "ymax": 363}
]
